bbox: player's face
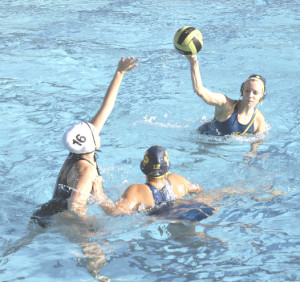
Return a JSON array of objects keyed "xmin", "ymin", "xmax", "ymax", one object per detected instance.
[{"xmin": 242, "ymin": 80, "xmax": 264, "ymax": 107}]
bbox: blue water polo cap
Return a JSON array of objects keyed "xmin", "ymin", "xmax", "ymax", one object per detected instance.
[{"xmin": 140, "ymin": 145, "xmax": 171, "ymax": 178}]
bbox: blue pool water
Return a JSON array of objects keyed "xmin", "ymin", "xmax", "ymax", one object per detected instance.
[{"xmin": 1, "ymin": 0, "xmax": 299, "ymax": 281}]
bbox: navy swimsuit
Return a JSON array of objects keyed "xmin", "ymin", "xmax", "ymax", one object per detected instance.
[
  {"xmin": 31, "ymin": 153, "xmax": 99, "ymax": 228},
  {"xmin": 147, "ymin": 181, "xmax": 215, "ymax": 222},
  {"xmin": 147, "ymin": 180, "xmax": 177, "ymax": 205},
  {"xmin": 198, "ymin": 104, "xmax": 255, "ymax": 136}
]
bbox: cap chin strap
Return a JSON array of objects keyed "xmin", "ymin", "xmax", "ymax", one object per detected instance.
[
  {"xmin": 85, "ymin": 122, "xmax": 98, "ymax": 153},
  {"xmin": 236, "ymin": 101, "xmax": 262, "ymax": 136},
  {"xmin": 210, "ymin": 99, "xmax": 262, "ymax": 136},
  {"xmin": 83, "ymin": 123, "xmax": 101, "ymax": 175},
  {"xmin": 93, "ymin": 148, "xmax": 101, "ymax": 176},
  {"xmin": 148, "ymin": 171, "xmax": 170, "ymax": 179},
  {"xmin": 212, "ymin": 88, "xmax": 264, "ymax": 129}
]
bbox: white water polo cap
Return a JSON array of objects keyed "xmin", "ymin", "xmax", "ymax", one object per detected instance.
[{"xmin": 62, "ymin": 122, "xmax": 99, "ymax": 154}]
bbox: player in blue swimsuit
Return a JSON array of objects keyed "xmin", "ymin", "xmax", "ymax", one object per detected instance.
[
  {"xmin": 93, "ymin": 145, "xmax": 215, "ymax": 221},
  {"xmin": 199, "ymin": 100, "xmax": 256, "ymax": 136},
  {"xmin": 184, "ymin": 55, "xmax": 267, "ymax": 136},
  {"xmin": 31, "ymin": 57, "xmax": 139, "ymax": 227}
]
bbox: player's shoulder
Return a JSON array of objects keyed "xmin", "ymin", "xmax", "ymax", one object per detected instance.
[
  {"xmin": 256, "ymin": 110, "xmax": 266, "ymax": 122},
  {"xmin": 122, "ymin": 183, "xmax": 153, "ymax": 206},
  {"xmin": 167, "ymin": 173, "xmax": 190, "ymax": 185},
  {"xmin": 75, "ymin": 159, "xmax": 96, "ymax": 174},
  {"xmin": 124, "ymin": 184, "xmax": 150, "ymax": 196}
]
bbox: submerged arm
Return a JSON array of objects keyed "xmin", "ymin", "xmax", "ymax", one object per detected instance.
[
  {"xmin": 244, "ymin": 139, "xmax": 265, "ymax": 163},
  {"xmin": 244, "ymin": 111, "xmax": 267, "ymax": 162},
  {"xmin": 250, "ymin": 139, "xmax": 264, "ymax": 154}
]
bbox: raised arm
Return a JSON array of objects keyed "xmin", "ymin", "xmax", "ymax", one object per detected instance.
[
  {"xmin": 90, "ymin": 57, "xmax": 139, "ymax": 133},
  {"xmin": 186, "ymin": 55, "xmax": 228, "ymax": 107}
]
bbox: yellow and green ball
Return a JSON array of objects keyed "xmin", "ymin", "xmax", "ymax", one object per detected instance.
[{"xmin": 174, "ymin": 26, "xmax": 203, "ymax": 56}]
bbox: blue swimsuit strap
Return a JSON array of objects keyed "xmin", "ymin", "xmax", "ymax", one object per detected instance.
[
  {"xmin": 146, "ymin": 183, "xmax": 166, "ymax": 205},
  {"xmin": 236, "ymin": 106, "xmax": 259, "ymax": 136}
]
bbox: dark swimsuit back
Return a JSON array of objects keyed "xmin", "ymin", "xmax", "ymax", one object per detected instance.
[
  {"xmin": 31, "ymin": 153, "xmax": 99, "ymax": 228},
  {"xmin": 147, "ymin": 182, "xmax": 215, "ymax": 222},
  {"xmin": 146, "ymin": 181, "xmax": 176, "ymax": 206}
]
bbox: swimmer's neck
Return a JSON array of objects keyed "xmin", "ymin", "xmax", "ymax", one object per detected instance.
[
  {"xmin": 80, "ymin": 152, "xmax": 96, "ymax": 164},
  {"xmin": 238, "ymin": 100, "xmax": 255, "ymax": 115},
  {"xmin": 146, "ymin": 176, "xmax": 167, "ymax": 190}
]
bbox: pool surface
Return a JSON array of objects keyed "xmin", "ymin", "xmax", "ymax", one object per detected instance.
[{"xmin": 1, "ymin": 0, "xmax": 299, "ymax": 281}]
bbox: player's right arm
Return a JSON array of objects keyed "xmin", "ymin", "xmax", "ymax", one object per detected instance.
[
  {"xmin": 186, "ymin": 55, "xmax": 227, "ymax": 106},
  {"xmin": 186, "ymin": 55, "xmax": 236, "ymax": 120},
  {"xmin": 90, "ymin": 57, "xmax": 139, "ymax": 133}
]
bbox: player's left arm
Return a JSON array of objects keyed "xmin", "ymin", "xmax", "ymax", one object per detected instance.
[
  {"xmin": 254, "ymin": 111, "xmax": 266, "ymax": 133},
  {"xmin": 244, "ymin": 112, "xmax": 267, "ymax": 162},
  {"xmin": 168, "ymin": 174, "xmax": 203, "ymax": 198}
]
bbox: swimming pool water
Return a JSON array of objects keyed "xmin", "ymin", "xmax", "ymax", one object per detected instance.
[{"xmin": 1, "ymin": 0, "xmax": 299, "ymax": 281}]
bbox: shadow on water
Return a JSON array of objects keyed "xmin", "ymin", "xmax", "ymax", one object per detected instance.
[{"xmin": 1, "ymin": 213, "xmax": 110, "ymax": 281}]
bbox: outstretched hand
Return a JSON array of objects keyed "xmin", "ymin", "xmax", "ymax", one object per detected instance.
[
  {"xmin": 117, "ymin": 56, "xmax": 140, "ymax": 74},
  {"xmin": 188, "ymin": 184, "xmax": 203, "ymax": 194}
]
